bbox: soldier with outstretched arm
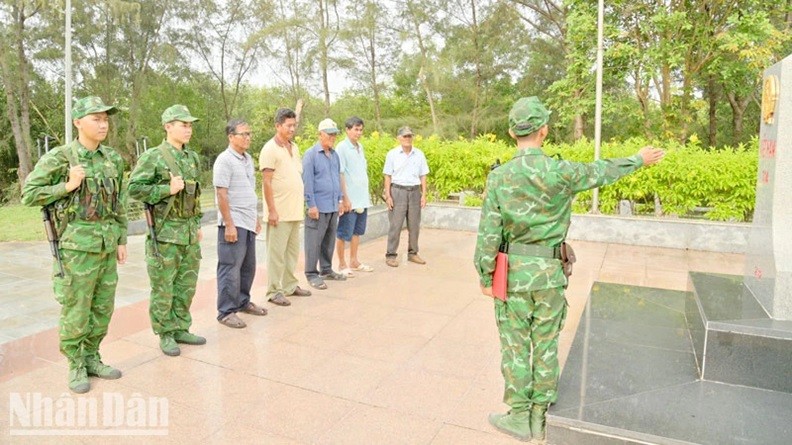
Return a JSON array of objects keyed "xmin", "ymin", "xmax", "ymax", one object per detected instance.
[
  {"xmin": 22, "ymin": 96, "xmax": 128, "ymax": 394},
  {"xmin": 474, "ymin": 96, "xmax": 664, "ymax": 443}
]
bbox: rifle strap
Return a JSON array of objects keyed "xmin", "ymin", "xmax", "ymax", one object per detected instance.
[{"xmin": 159, "ymin": 143, "xmax": 182, "ymax": 221}]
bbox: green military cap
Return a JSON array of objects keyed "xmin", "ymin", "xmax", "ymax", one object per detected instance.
[
  {"xmin": 72, "ymin": 96, "xmax": 118, "ymax": 120},
  {"xmin": 509, "ymin": 96, "xmax": 551, "ymax": 137},
  {"xmin": 161, "ymin": 104, "xmax": 200, "ymax": 125}
]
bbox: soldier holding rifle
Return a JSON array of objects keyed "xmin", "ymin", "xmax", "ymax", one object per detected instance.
[
  {"xmin": 22, "ymin": 96, "xmax": 128, "ymax": 394},
  {"xmin": 128, "ymin": 105, "xmax": 206, "ymax": 358}
]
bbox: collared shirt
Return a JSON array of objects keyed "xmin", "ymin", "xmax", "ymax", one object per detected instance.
[
  {"xmin": 336, "ymin": 138, "xmax": 371, "ymax": 209},
  {"xmin": 382, "ymin": 146, "xmax": 430, "ymax": 186},
  {"xmin": 213, "ymin": 147, "xmax": 258, "ymax": 232},
  {"xmin": 259, "ymin": 137, "xmax": 304, "ymax": 222},
  {"xmin": 303, "ymin": 143, "xmax": 342, "ymax": 213}
]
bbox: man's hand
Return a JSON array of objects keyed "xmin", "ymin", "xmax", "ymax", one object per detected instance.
[
  {"xmin": 480, "ymin": 285, "xmax": 493, "ymax": 297},
  {"xmin": 169, "ymin": 172, "xmax": 185, "ymax": 195},
  {"xmin": 338, "ymin": 202, "xmax": 346, "ymax": 216},
  {"xmin": 308, "ymin": 206, "xmax": 319, "ymax": 220},
  {"xmin": 65, "ymin": 165, "xmax": 86, "ymax": 192},
  {"xmin": 116, "ymin": 245, "xmax": 127, "ymax": 264},
  {"xmin": 420, "ymin": 195, "xmax": 427, "ymax": 208},
  {"xmin": 197, "ymin": 228, "xmax": 203, "ymax": 242},
  {"xmin": 255, "ymin": 219, "xmax": 262, "ymax": 235},
  {"xmin": 385, "ymin": 196, "xmax": 394, "ymax": 210},
  {"xmin": 268, "ymin": 209, "xmax": 279, "ymax": 227},
  {"xmin": 342, "ymin": 197, "xmax": 352, "ymax": 213},
  {"xmin": 224, "ymin": 224, "xmax": 238, "ymax": 243},
  {"xmin": 638, "ymin": 146, "xmax": 665, "ymax": 166}
]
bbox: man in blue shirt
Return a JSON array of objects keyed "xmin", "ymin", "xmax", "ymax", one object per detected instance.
[
  {"xmin": 383, "ymin": 126, "xmax": 430, "ymax": 267},
  {"xmin": 336, "ymin": 116, "xmax": 374, "ymax": 277},
  {"xmin": 303, "ymin": 118, "xmax": 347, "ymax": 289}
]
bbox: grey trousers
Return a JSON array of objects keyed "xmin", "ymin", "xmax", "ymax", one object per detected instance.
[
  {"xmin": 304, "ymin": 212, "xmax": 338, "ymax": 279},
  {"xmin": 386, "ymin": 185, "xmax": 421, "ymax": 258},
  {"xmin": 216, "ymin": 227, "xmax": 256, "ymax": 320}
]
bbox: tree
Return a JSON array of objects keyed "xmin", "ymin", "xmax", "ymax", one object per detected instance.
[{"xmin": 0, "ymin": 0, "xmax": 40, "ymax": 187}]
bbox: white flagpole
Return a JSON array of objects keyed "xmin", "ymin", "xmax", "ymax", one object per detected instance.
[
  {"xmin": 65, "ymin": 0, "xmax": 72, "ymax": 142},
  {"xmin": 592, "ymin": 0, "xmax": 604, "ymax": 214}
]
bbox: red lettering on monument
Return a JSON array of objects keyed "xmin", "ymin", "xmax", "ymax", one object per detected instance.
[
  {"xmin": 761, "ymin": 170, "xmax": 770, "ymax": 184},
  {"xmin": 760, "ymin": 140, "xmax": 777, "ymax": 158},
  {"xmin": 754, "ymin": 267, "xmax": 763, "ymax": 279}
]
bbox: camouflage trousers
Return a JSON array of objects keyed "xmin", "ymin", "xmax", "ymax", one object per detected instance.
[
  {"xmin": 495, "ymin": 287, "xmax": 568, "ymax": 411},
  {"xmin": 53, "ymin": 249, "xmax": 117, "ymax": 369},
  {"xmin": 146, "ymin": 240, "xmax": 201, "ymax": 336}
]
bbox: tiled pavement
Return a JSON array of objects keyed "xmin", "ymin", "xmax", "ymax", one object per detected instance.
[{"xmin": 0, "ymin": 228, "xmax": 745, "ymax": 444}]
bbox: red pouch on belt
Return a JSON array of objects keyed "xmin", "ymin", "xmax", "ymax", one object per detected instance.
[{"xmin": 492, "ymin": 252, "xmax": 508, "ymax": 301}]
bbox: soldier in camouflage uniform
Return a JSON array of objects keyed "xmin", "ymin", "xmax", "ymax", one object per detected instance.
[
  {"xmin": 128, "ymin": 105, "xmax": 206, "ymax": 357},
  {"xmin": 474, "ymin": 97, "xmax": 664, "ymax": 442},
  {"xmin": 22, "ymin": 96, "xmax": 127, "ymax": 394}
]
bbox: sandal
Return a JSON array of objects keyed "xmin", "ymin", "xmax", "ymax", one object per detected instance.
[
  {"xmin": 241, "ymin": 302, "xmax": 268, "ymax": 316},
  {"xmin": 309, "ymin": 279, "xmax": 328, "ymax": 290},
  {"xmin": 320, "ymin": 271, "xmax": 347, "ymax": 281},
  {"xmin": 219, "ymin": 313, "xmax": 246, "ymax": 329},
  {"xmin": 352, "ymin": 264, "xmax": 374, "ymax": 272},
  {"xmin": 339, "ymin": 268, "xmax": 355, "ymax": 278},
  {"xmin": 268, "ymin": 293, "xmax": 292, "ymax": 306}
]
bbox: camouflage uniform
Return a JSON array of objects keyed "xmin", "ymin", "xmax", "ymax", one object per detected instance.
[
  {"xmin": 474, "ymin": 96, "xmax": 645, "ymax": 440},
  {"xmin": 21, "ymin": 97, "xmax": 126, "ymax": 392},
  {"xmin": 128, "ymin": 105, "xmax": 203, "ymax": 352}
]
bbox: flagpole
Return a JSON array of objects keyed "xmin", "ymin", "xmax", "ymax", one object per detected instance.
[
  {"xmin": 65, "ymin": 0, "xmax": 72, "ymax": 142},
  {"xmin": 592, "ymin": 0, "xmax": 604, "ymax": 214}
]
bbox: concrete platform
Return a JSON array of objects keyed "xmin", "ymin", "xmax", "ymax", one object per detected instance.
[{"xmin": 0, "ymin": 229, "xmax": 747, "ymax": 444}]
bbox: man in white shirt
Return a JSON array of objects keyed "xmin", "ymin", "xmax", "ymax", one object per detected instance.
[{"xmin": 382, "ymin": 126, "xmax": 430, "ymax": 267}]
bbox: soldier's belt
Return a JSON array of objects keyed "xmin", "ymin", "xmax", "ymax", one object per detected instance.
[{"xmin": 503, "ymin": 242, "xmax": 562, "ymax": 259}]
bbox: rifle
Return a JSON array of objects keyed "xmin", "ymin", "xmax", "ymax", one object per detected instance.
[
  {"xmin": 144, "ymin": 203, "xmax": 161, "ymax": 257},
  {"xmin": 42, "ymin": 207, "xmax": 65, "ymax": 277}
]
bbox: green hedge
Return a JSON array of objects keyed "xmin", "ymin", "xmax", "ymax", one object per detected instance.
[{"xmin": 318, "ymin": 133, "xmax": 758, "ymax": 222}]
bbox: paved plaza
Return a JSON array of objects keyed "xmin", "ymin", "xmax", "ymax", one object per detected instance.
[{"xmin": 0, "ymin": 227, "xmax": 745, "ymax": 444}]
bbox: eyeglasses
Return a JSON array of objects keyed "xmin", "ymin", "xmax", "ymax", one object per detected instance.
[
  {"xmin": 233, "ymin": 132, "xmax": 253, "ymax": 138},
  {"xmin": 402, "ymin": 135, "xmax": 413, "ymax": 138}
]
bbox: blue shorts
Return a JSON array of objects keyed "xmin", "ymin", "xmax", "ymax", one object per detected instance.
[{"xmin": 336, "ymin": 208, "xmax": 368, "ymax": 241}]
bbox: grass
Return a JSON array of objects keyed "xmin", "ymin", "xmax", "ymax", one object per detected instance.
[{"xmin": 0, "ymin": 204, "xmax": 46, "ymax": 242}]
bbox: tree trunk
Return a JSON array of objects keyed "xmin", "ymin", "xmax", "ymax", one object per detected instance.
[
  {"xmin": 408, "ymin": 1, "xmax": 438, "ymax": 135},
  {"xmin": 573, "ymin": 89, "xmax": 584, "ymax": 140},
  {"xmin": 726, "ymin": 92, "xmax": 751, "ymax": 145}
]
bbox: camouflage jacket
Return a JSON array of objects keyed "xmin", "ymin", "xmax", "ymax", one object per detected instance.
[
  {"xmin": 474, "ymin": 147, "xmax": 643, "ymax": 291},
  {"xmin": 128, "ymin": 140, "xmax": 202, "ymax": 245},
  {"xmin": 21, "ymin": 140, "xmax": 128, "ymax": 253}
]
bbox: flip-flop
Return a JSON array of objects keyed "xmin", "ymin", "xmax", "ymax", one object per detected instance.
[
  {"xmin": 352, "ymin": 264, "xmax": 374, "ymax": 272},
  {"xmin": 340, "ymin": 268, "xmax": 355, "ymax": 277}
]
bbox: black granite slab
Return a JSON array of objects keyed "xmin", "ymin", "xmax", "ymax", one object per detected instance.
[{"xmin": 550, "ymin": 281, "xmax": 792, "ymax": 445}]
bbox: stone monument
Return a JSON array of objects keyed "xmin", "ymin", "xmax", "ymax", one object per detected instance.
[{"xmin": 744, "ymin": 56, "xmax": 792, "ymax": 320}]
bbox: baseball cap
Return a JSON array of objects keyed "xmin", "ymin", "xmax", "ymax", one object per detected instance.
[
  {"xmin": 72, "ymin": 96, "xmax": 118, "ymax": 120},
  {"xmin": 509, "ymin": 96, "xmax": 551, "ymax": 137},
  {"xmin": 161, "ymin": 104, "xmax": 200, "ymax": 125},
  {"xmin": 318, "ymin": 118, "xmax": 340, "ymax": 134},
  {"xmin": 397, "ymin": 126, "xmax": 414, "ymax": 137}
]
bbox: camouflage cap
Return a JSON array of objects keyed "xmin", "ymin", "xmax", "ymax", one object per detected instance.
[
  {"xmin": 509, "ymin": 96, "xmax": 551, "ymax": 137},
  {"xmin": 161, "ymin": 104, "xmax": 200, "ymax": 125},
  {"xmin": 72, "ymin": 96, "xmax": 118, "ymax": 120}
]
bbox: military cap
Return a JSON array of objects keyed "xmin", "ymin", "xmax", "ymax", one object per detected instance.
[
  {"xmin": 161, "ymin": 104, "xmax": 200, "ymax": 125},
  {"xmin": 397, "ymin": 126, "xmax": 414, "ymax": 137},
  {"xmin": 509, "ymin": 96, "xmax": 551, "ymax": 137},
  {"xmin": 318, "ymin": 118, "xmax": 340, "ymax": 134},
  {"xmin": 72, "ymin": 96, "xmax": 118, "ymax": 120}
]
